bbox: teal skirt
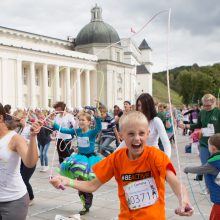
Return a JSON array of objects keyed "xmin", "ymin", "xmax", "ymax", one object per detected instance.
[{"xmin": 57, "ymin": 153, "xmax": 102, "ymax": 181}]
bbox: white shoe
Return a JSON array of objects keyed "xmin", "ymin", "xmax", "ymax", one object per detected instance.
[
  {"xmin": 200, "ymin": 187, "xmax": 209, "ymax": 195},
  {"xmin": 40, "ymin": 166, "xmax": 45, "ymax": 172},
  {"xmin": 29, "ymin": 199, "xmax": 34, "ymax": 206},
  {"xmin": 55, "ymin": 215, "xmax": 79, "ymax": 220},
  {"xmin": 43, "ymin": 166, "xmax": 49, "ymax": 172}
]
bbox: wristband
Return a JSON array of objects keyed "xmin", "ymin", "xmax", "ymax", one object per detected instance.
[{"xmin": 69, "ymin": 179, "xmax": 74, "ymax": 188}]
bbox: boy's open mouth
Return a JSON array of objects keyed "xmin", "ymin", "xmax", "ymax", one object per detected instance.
[{"xmin": 131, "ymin": 144, "xmax": 142, "ymax": 149}]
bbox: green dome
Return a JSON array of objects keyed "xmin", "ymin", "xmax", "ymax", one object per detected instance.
[{"xmin": 75, "ymin": 5, "xmax": 120, "ymax": 46}]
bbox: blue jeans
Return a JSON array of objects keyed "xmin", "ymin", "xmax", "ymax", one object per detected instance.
[
  {"xmin": 199, "ymin": 142, "xmax": 211, "ymax": 187},
  {"xmin": 99, "ymin": 137, "xmax": 115, "ymax": 156},
  {"xmin": 39, "ymin": 143, "xmax": 50, "ymax": 166}
]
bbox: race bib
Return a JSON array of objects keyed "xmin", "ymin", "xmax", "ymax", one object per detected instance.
[
  {"xmin": 101, "ymin": 122, "xmax": 108, "ymax": 130},
  {"xmin": 77, "ymin": 137, "xmax": 90, "ymax": 148},
  {"xmin": 192, "ymin": 119, "xmax": 198, "ymax": 124},
  {"xmin": 124, "ymin": 177, "xmax": 158, "ymax": 210},
  {"xmin": 202, "ymin": 124, "xmax": 215, "ymax": 137}
]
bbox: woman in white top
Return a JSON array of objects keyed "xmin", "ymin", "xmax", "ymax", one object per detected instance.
[
  {"xmin": 117, "ymin": 93, "xmax": 171, "ymax": 158},
  {"xmin": 0, "ymin": 103, "xmax": 40, "ymax": 220}
]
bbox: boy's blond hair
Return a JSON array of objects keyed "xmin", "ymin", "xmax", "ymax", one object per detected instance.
[
  {"xmin": 209, "ymin": 134, "xmax": 220, "ymax": 150},
  {"xmin": 119, "ymin": 111, "xmax": 148, "ymax": 131}
]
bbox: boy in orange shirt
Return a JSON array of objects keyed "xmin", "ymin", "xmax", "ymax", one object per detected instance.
[{"xmin": 50, "ymin": 111, "xmax": 193, "ymax": 219}]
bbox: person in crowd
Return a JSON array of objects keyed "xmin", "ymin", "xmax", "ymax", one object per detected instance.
[
  {"xmin": 0, "ymin": 103, "xmax": 40, "ymax": 220},
  {"xmin": 53, "ymin": 110, "xmax": 102, "ymax": 215},
  {"xmin": 97, "ymin": 105, "xmax": 121, "ymax": 156},
  {"xmin": 37, "ymin": 111, "xmax": 53, "ymax": 172},
  {"xmin": 184, "ymin": 133, "xmax": 220, "ymax": 220},
  {"xmin": 157, "ymin": 103, "xmax": 168, "ymax": 151},
  {"xmin": 184, "ymin": 104, "xmax": 200, "ymax": 125},
  {"xmin": 181, "ymin": 105, "xmax": 190, "ymax": 135},
  {"xmin": 3, "ymin": 104, "xmax": 12, "ymax": 121},
  {"xmin": 50, "ymin": 111, "xmax": 193, "ymax": 220},
  {"xmin": 117, "ymin": 93, "xmax": 171, "ymax": 158},
  {"xmin": 164, "ymin": 104, "xmax": 175, "ymax": 145},
  {"xmin": 123, "ymin": 100, "xmax": 132, "ymax": 113},
  {"xmin": 53, "ymin": 101, "xmax": 76, "ymax": 164},
  {"xmin": 157, "ymin": 103, "xmax": 166, "ymax": 125},
  {"xmin": 113, "ymin": 105, "xmax": 123, "ymax": 146},
  {"xmin": 180, "ymin": 94, "xmax": 220, "ymax": 192}
]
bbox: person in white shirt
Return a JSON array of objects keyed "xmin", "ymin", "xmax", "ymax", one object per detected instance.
[
  {"xmin": 116, "ymin": 93, "xmax": 171, "ymax": 158},
  {"xmin": 53, "ymin": 102, "xmax": 76, "ymax": 163},
  {"xmin": 0, "ymin": 103, "xmax": 41, "ymax": 220}
]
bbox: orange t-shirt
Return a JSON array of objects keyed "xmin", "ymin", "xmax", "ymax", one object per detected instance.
[{"xmin": 92, "ymin": 146, "xmax": 176, "ymax": 220}]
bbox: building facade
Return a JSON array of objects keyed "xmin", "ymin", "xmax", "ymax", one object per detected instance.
[{"xmin": 0, "ymin": 4, "xmax": 152, "ymax": 110}]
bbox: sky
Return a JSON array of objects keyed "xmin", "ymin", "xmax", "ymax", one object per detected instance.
[{"xmin": 0, "ymin": 0, "xmax": 219, "ymax": 72}]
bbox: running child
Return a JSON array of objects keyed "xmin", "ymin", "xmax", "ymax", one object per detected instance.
[
  {"xmin": 184, "ymin": 133, "xmax": 220, "ymax": 220},
  {"xmin": 52, "ymin": 110, "xmax": 102, "ymax": 215},
  {"xmin": 50, "ymin": 111, "xmax": 193, "ymax": 220}
]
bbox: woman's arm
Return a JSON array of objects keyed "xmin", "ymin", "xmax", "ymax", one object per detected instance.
[
  {"xmin": 155, "ymin": 118, "xmax": 171, "ymax": 158},
  {"xmin": 113, "ymin": 127, "xmax": 121, "ymax": 144},
  {"xmin": 53, "ymin": 122, "xmax": 76, "ymax": 136},
  {"xmin": 14, "ymin": 121, "xmax": 41, "ymax": 168},
  {"xmin": 91, "ymin": 117, "xmax": 102, "ymax": 135}
]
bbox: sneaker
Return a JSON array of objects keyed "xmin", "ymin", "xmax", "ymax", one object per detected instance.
[
  {"xmin": 43, "ymin": 166, "xmax": 49, "ymax": 172},
  {"xmin": 55, "ymin": 215, "xmax": 80, "ymax": 220},
  {"xmin": 79, "ymin": 207, "xmax": 89, "ymax": 215},
  {"xmin": 55, "ymin": 215, "xmax": 70, "ymax": 220},
  {"xmin": 40, "ymin": 166, "xmax": 45, "ymax": 172},
  {"xmin": 29, "ymin": 199, "xmax": 34, "ymax": 206},
  {"xmin": 200, "ymin": 187, "xmax": 209, "ymax": 195},
  {"xmin": 194, "ymin": 175, "xmax": 203, "ymax": 181}
]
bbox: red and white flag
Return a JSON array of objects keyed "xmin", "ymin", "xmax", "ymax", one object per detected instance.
[{"xmin": 130, "ymin": 27, "xmax": 136, "ymax": 33}]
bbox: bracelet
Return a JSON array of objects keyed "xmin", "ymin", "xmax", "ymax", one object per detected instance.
[{"xmin": 69, "ymin": 179, "xmax": 74, "ymax": 188}]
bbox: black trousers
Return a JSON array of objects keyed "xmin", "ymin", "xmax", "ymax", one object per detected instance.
[
  {"xmin": 20, "ymin": 161, "xmax": 36, "ymax": 200},
  {"xmin": 56, "ymin": 139, "xmax": 73, "ymax": 164}
]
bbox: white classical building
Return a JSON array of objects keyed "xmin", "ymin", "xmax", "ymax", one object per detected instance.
[{"xmin": 0, "ymin": 5, "xmax": 152, "ymax": 110}]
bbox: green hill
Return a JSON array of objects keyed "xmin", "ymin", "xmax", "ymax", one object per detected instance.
[
  {"xmin": 153, "ymin": 79, "xmax": 183, "ymax": 107},
  {"xmin": 153, "ymin": 63, "xmax": 220, "ymax": 104}
]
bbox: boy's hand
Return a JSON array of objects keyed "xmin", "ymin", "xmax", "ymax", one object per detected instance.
[
  {"xmin": 175, "ymin": 203, "xmax": 194, "ymax": 216},
  {"xmin": 49, "ymin": 175, "xmax": 69, "ymax": 189}
]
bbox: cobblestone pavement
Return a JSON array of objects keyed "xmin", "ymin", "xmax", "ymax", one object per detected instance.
[{"xmin": 27, "ymin": 132, "xmax": 211, "ymax": 220}]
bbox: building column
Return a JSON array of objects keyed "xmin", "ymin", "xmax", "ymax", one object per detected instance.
[
  {"xmin": 16, "ymin": 60, "xmax": 23, "ymax": 108},
  {"xmin": 42, "ymin": 64, "xmax": 48, "ymax": 108},
  {"xmin": 54, "ymin": 65, "xmax": 60, "ymax": 102},
  {"xmin": 76, "ymin": 68, "xmax": 81, "ymax": 107},
  {"xmin": 0, "ymin": 58, "xmax": 7, "ymax": 103},
  {"xmin": 85, "ymin": 69, "xmax": 90, "ymax": 105},
  {"xmin": 64, "ymin": 67, "xmax": 71, "ymax": 108},
  {"xmin": 29, "ymin": 62, "xmax": 36, "ymax": 108}
]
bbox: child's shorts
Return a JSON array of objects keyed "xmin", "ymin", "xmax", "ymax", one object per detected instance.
[{"xmin": 210, "ymin": 204, "xmax": 220, "ymax": 220}]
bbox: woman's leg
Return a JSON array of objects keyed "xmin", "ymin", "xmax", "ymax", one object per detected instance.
[
  {"xmin": 39, "ymin": 144, "xmax": 44, "ymax": 166},
  {"xmin": 43, "ymin": 143, "xmax": 50, "ymax": 166},
  {"xmin": 20, "ymin": 161, "xmax": 36, "ymax": 200}
]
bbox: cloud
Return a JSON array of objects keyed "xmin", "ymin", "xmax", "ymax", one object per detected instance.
[{"xmin": 0, "ymin": 0, "xmax": 219, "ymax": 72}]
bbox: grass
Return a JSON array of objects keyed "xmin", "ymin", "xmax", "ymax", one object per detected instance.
[{"xmin": 153, "ymin": 79, "xmax": 183, "ymax": 107}]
